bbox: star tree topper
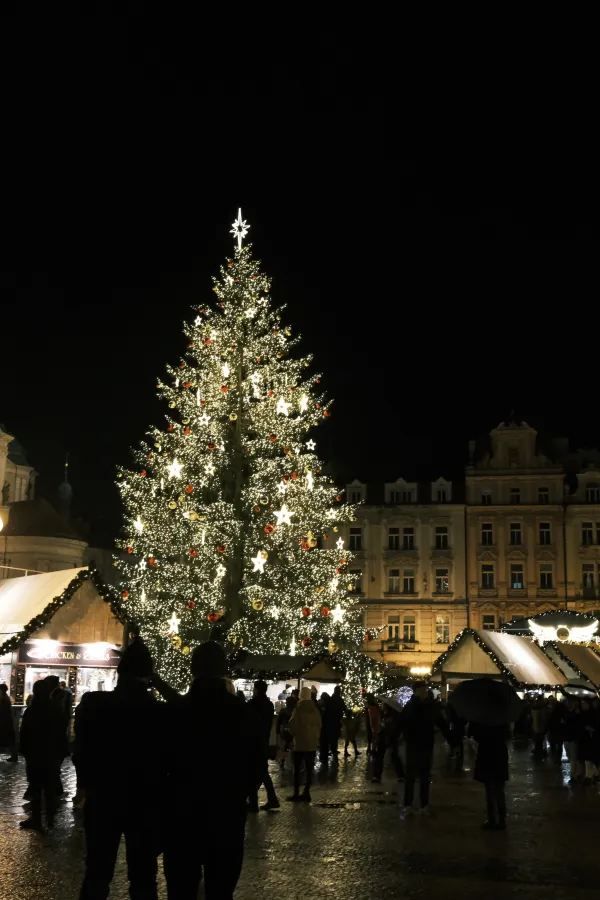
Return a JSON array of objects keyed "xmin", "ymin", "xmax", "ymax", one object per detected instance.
[{"xmin": 231, "ymin": 208, "xmax": 250, "ymax": 250}]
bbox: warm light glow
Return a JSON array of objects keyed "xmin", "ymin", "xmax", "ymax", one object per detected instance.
[
  {"xmin": 410, "ymin": 666, "xmax": 431, "ymax": 676},
  {"xmin": 167, "ymin": 459, "xmax": 183, "ymax": 479}
]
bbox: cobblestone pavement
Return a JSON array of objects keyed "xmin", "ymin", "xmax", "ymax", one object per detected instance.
[{"xmin": 1, "ymin": 739, "xmax": 599, "ymax": 900}]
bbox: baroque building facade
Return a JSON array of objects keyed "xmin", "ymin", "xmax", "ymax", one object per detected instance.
[{"xmin": 344, "ymin": 420, "xmax": 600, "ymax": 671}]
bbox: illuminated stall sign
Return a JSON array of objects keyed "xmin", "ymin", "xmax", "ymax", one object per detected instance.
[{"xmin": 18, "ymin": 640, "xmax": 121, "ymax": 667}]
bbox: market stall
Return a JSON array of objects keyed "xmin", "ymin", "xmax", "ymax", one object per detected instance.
[
  {"xmin": 230, "ymin": 651, "xmax": 343, "ymax": 702},
  {"xmin": 0, "ymin": 566, "xmax": 126, "ymax": 704},
  {"xmin": 431, "ymin": 628, "xmax": 568, "ymax": 696},
  {"xmin": 542, "ymin": 643, "xmax": 600, "ymax": 691}
]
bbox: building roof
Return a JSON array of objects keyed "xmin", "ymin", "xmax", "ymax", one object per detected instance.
[
  {"xmin": 432, "ymin": 628, "xmax": 568, "ymax": 688},
  {"xmin": 545, "ymin": 644, "xmax": 600, "ymax": 689},
  {"xmin": 230, "ymin": 651, "xmax": 343, "ymax": 682},
  {"xmin": 0, "ymin": 567, "xmax": 126, "ymax": 656},
  {"xmin": 0, "ymin": 567, "xmax": 88, "ymax": 636},
  {"xmin": 0, "ymin": 426, "xmax": 31, "ymax": 466},
  {"xmin": 3, "ymin": 498, "xmax": 84, "ymax": 541}
]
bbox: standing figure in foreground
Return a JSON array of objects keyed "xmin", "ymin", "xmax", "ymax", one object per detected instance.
[
  {"xmin": 19, "ymin": 679, "xmax": 66, "ymax": 831},
  {"xmin": 0, "ymin": 683, "xmax": 16, "ymax": 762},
  {"xmin": 164, "ymin": 641, "xmax": 261, "ymax": 900},
  {"xmin": 469, "ymin": 722, "xmax": 510, "ymax": 830},
  {"xmin": 247, "ymin": 679, "xmax": 280, "ymax": 811},
  {"xmin": 287, "ymin": 686, "xmax": 322, "ymax": 803},
  {"xmin": 77, "ymin": 639, "xmax": 167, "ymax": 900},
  {"xmin": 400, "ymin": 683, "xmax": 448, "ymax": 816}
]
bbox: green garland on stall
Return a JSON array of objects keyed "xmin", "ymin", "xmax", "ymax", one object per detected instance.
[
  {"xmin": 228, "ymin": 648, "xmax": 342, "ymax": 680},
  {"xmin": 0, "ymin": 567, "xmax": 129, "ymax": 658},
  {"xmin": 502, "ymin": 609, "xmax": 598, "ymax": 632}
]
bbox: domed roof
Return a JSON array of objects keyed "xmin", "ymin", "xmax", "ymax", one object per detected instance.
[{"xmin": 3, "ymin": 498, "xmax": 84, "ymax": 540}]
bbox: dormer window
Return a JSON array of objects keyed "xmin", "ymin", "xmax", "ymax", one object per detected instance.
[{"xmin": 586, "ymin": 483, "xmax": 600, "ymax": 504}]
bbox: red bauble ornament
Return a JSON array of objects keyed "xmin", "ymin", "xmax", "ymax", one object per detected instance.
[
  {"xmin": 320, "ymin": 605, "xmax": 330, "ymax": 618},
  {"xmin": 315, "ymin": 403, "xmax": 321, "ymax": 409},
  {"xmin": 216, "ymin": 544, "xmax": 226, "ymax": 554},
  {"xmin": 267, "ymin": 390, "xmax": 274, "ymax": 398},
  {"xmin": 302, "ymin": 637, "xmax": 312, "ymax": 648},
  {"xmin": 323, "ymin": 409, "xmax": 331, "ymax": 418},
  {"xmin": 253, "ymin": 505, "xmax": 261, "ymax": 513},
  {"xmin": 139, "ymin": 469, "xmax": 147, "ymax": 477},
  {"xmin": 183, "ymin": 381, "xmax": 192, "ymax": 389},
  {"xmin": 179, "ymin": 362, "xmax": 185, "ymax": 369},
  {"xmin": 121, "ymin": 590, "xmax": 129, "ymax": 600},
  {"xmin": 290, "ymin": 472, "xmax": 298, "ymax": 481},
  {"xmin": 167, "ymin": 423, "xmax": 175, "ymax": 432},
  {"xmin": 336, "ymin": 495, "xmax": 343, "ymax": 502},
  {"xmin": 203, "ymin": 337, "xmax": 213, "ymax": 346},
  {"xmin": 282, "ymin": 475, "xmax": 290, "ymax": 483},
  {"xmin": 147, "ymin": 556, "xmax": 157, "ymax": 567},
  {"xmin": 189, "ymin": 548, "xmax": 199, "ymax": 558},
  {"xmin": 264, "ymin": 523, "xmax": 275, "ymax": 535},
  {"xmin": 183, "ymin": 426, "xmax": 192, "ymax": 436},
  {"xmin": 186, "ymin": 599, "xmax": 196, "ymax": 610},
  {"xmin": 208, "ymin": 611, "xmax": 220, "ymax": 623},
  {"xmin": 220, "ymin": 385, "xmax": 229, "ymax": 393},
  {"xmin": 364, "ymin": 630, "xmax": 373, "ymax": 642},
  {"xmin": 126, "ymin": 546, "xmax": 134, "ymax": 554},
  {"xmin": 300, "ymin": 539, "xmax": 310, "ymax": 551},
  {"xmin": 269, "ymin": 434, "xmax": 278, "ymax": 443},
  {"xmin": 301, "ymin": 606, "xmax": 311, "ymax": 618},
  {"xmin": 184, "ymin": 484, "xmax": 194, "ymax": 494},
  {"xmin": 207, "ymin": 442, "xmax": 216, "ymax": 451}
]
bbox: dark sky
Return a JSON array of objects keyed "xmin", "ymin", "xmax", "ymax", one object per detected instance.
[{"xmin": 1, "ymin": 24, "xmax": 598, "ymax": 544}]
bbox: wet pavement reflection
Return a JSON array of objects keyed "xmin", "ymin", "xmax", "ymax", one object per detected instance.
[{"xmin": 1, "ymin": 739, "xmax": 599, "ymax": 899}]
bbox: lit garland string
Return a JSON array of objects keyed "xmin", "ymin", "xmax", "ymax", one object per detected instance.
[{"xmin": 546, "ymin": 641, "xmax": 599, "ymax": 688}]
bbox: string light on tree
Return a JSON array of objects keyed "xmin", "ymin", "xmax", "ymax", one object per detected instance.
[
  {"xmin": 134, "ymin": 517, "xmax": 144, "ymax": 534},
  {"xmin": 336, "ymin": 537, "xmax": 345, "ymax": 551},
  {"xmin": 168, "ymin": 459, "xmax": 183, "ymax": 479},
  {"xmin": 299, "ymin": 395, "xmax": 309, "ymax": 413},
  {"xmin": 306, "ymin": 439, "xmax": 316, "ymax": 451},
  {"xmin": 167, "ymin": 612, "xmax": 181, "ymax": 635},
  {"xmin": 251, "ymin": 550, "xmax": 268, "ymax": 573},
  {"xmin": 276, "ymin": 397, "xmax": 290, "ymax": 416},
  {"xmin": 274, "ymin": 504, "xmax": 293, "ymax": 526}
]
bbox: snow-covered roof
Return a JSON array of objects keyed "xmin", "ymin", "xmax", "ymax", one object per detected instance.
[
  {"xmin": 0, "ymin": 568, "xmax": 87, "ymax": 635},
  {"xmin": 433, "ymin": 628, "xmax": 568, "ymax": 687},
  {"xmin": 549, "ymin": 644, "xmax": 600, "ymax": 688}
]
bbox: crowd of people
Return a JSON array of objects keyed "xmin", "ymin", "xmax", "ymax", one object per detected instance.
[{"xmin": 1, "ymin": 646, "xmax": 599, "ymax": 898}]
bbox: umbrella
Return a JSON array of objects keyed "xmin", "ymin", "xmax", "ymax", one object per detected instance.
[{"xmin": 449, "ymin": 678, "xmax": 523, "ymax": 726}]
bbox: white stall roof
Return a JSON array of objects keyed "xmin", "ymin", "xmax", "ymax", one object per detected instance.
[
  {"xmin": 434, "ymin": 629, "xmax": 567, "ymax": 687},
  {"xmin": 0, "ymin": 568, "xmax": 87, "ymax": 635}
]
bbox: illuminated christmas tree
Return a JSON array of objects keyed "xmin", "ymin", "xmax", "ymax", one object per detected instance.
[{"xmin": 115, "ymin": 211, "xmax": 380, "ymax": 695}]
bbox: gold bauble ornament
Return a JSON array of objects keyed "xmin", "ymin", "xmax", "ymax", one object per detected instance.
[
  {"xmin": 189, "ymin": 511, "xmax": 200, "ymax": 521},
  {"xmin": 260, "ymin": 496, "xmax": 269, "ymax": 505},
  {"xmin": 171, "ymin": 635, "xmax": 182, "ymax": 649},
  {"xmin": 327, "ymin": 641, "xmax": 338, "ymax": 654},
  {"xmin": 229, "ymin": 413, "xmax": 238, "ymax": 422},
  {"xmin": 168, "ymin": 500, "xmax": 177, "ymax": 510},
  {"xmin": 182, "ymin": 645, "xmax": 191, "ymax": 656},
  {"xmin": 252, "ymin": 598, "xmax": 264, "ymax": 611},
  {"xmin": 168, "ymin": 401, "xmax": 176, "ymax": 409}
]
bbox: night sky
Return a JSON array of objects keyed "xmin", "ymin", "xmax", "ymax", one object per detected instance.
[{"xmin": 1, "ymin": 25, "xmax": 598, "ymax": 545}]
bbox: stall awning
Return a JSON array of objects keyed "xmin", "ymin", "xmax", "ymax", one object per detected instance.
[
  {"xmin": 545, "ymin": 643, "xmax": 600, "ymax": 689},
  {"xmin": 0, "ymin": 568, "xmax": 87, "ymax": 635},
  {"xmin": 231, "ymin": 651, "xmax": 343, "ymax": 683},
  {"xmin": 432, "ymin": 629, "xmax": 568, "ymax": 688}
]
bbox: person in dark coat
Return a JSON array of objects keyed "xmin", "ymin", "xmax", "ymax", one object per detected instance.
[
  {"xmin": 330, "ymin": 685, "xmax": 347, "ymax": 751},
  {"xmin": 163, "ymin": 641, "xmax": 262, "ymax": 900},
  {"xmin": 446, "ymin": 703, "xmax": 466, "ymax": 769},
  {"xmin": 318, "ymin": 692, "xmax": 339, "ymax": 766},
  {"xmin": 247, "ymin": 679, "xmax": 279, "ymax": 811},
  {"xmin": 547, "ymin": 697, "xmax": 567, "ymax": 763},
  {"xmin": 18, "ymin": 678, "xmax": 66, "ymax": 831},
  {"xmin": 76, "ymin": 639, "xmax": 168, "ymax": 900},
  {"xmin": 400, "ymin": 683, "xmax": 449, "ymax": 814},
  {"xmin": 469, "ymin": 722, "xmax": 510, "ymax": 830},
  {"xmin": 45, "ymin": 674, "xmax": 70, "ymax": 798},
  {"xmin": 372, "ymin": 703, "xmax": 404, "ymax": 783},
  {"xmin": 0, "ymin": 683, "xmax": 17, "ymax": 761}
]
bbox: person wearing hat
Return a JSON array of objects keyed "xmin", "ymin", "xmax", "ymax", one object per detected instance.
[
  {"xmin": 76, "ymin": 638, "xmax": 168, "ymax": 900},
  {"xmin": 163, "ymin": 640, "xmax": 262, "ymax": 900}
]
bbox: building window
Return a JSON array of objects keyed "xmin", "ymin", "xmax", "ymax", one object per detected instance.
[
  {"xmin": 402, "ymin": 615, "xmax": 416, "ymax": 643},
  {"xmin": 509, "ymin": 522, "xmax": 522, "ymax": 546},
  {"xmin": 582, "ymin": 564, "xmax": 595, "ymax": 591},
  {"xmin": 435, "ymin": 615, "xmax": 450, "ymax": 644},
  {"xmin": 435, "ymin": 526, "xmax": 449, "ymax": 549},
  {"xmin": 388, "ymin": 527, "xmax": 400, "ymax": 551},
  {"xmin": 481, "ymin": 491, "xmax": 492, "ymax": 505},
  {"xmin": 436, "ymin": 488, "xmax": 447, "ymax": 503},
  {"xmin": 481, "ymin": 564, "xmax": 495, "ymax": 589},
  {"xmin": 539, "ymin": 522, "xmax": 551, "ymax": 545},
  {"xmin": 582, "ymin": 522, "xmax": 594, "ymax": 546},
  {"xmin": 538, "ymin": 487, "xmax": 549, "ymax": 504},
  {"xmin": 510, "ymin": 564, "xmax": 524, "ymax": 590},
  {"xmin": 435, "ymin": 568, "xmax": 449, "ymax": 593},
  {"xmin": 349, "ymin": 491, "xmax": 363, "ymax": 504},
  {"xmin": 389, "ymin": 490, "xmax": 401, "ymax": 504},
  {"xmin": 349, "ymin": 569, "xmax": 363, "ymax": 593},
  {"xmin": 402, "ymin": 527, "xmax": 415, "ymax": 550},
  {"xmin": 508, "ymin": 447, "xmax": 519, "ymax": 466},
  {"xmin": 387, "ymin": 569, "xmax": 400, "ymax": 593},
  {"xmin": 402, "ymin": 569, "xmax": 415, "ymax": 594},
  {"xmin": 510, "ymin": 487, "xmax": 521, "ymax": 504},
  {"xmin": 482, "ymin": 614, "xmax": 496, "ymax": 631},
  {"xmin": 539, "ymin": 564, "xmax": 554, "ymax": 590},
  {"xmin": 387, "ymin": 614, "xmax": 400, "ymax": 642},
  {"xmin": 349, "ymin": 528, "xmax": 362, "ymax": 551},
  {"xmin": 586, "ymin": 484, "xmax": 600, "ymax": 504},
  {"xmin": 481, "ymin": 523, "xmax": 493, "ymax": 546}
]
